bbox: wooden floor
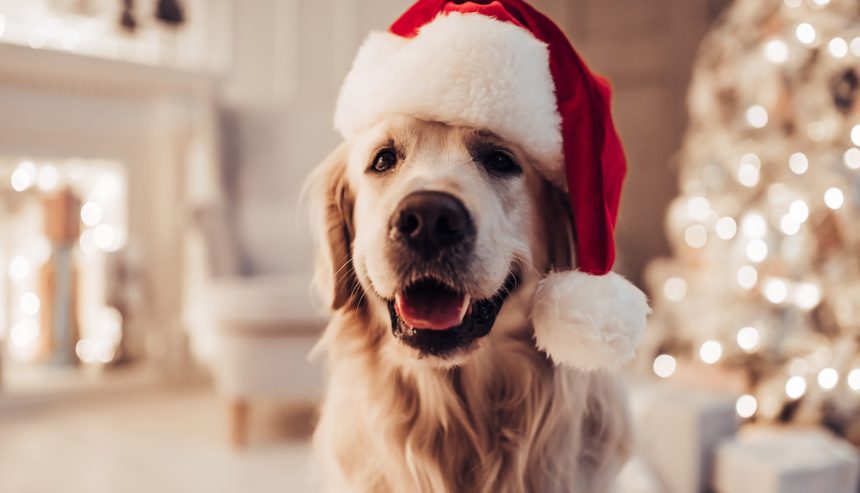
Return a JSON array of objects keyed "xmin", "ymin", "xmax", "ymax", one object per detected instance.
[{"xmin": 0, "ymin": 385, "xmax": 319, "ymax": 493}]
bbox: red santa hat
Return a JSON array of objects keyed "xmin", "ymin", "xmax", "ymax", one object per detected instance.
[{"xmin": 335, "ymin": 0, "xmax": 649, "ymax": 371}]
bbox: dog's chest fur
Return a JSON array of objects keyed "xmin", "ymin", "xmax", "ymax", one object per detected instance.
[{"xmin": 313, "ymin": 312, "xmax": 629, "ymax": 493}]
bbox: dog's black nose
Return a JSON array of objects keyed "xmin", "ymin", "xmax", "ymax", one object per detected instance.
[{"xmin": 391, "ymin": 191, "xmax": 473, "ymax": 257}]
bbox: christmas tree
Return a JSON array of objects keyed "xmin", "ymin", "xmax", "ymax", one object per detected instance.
[{"xmin": 642, "ymin": 0, "xmax": 860, "ymax": 445}]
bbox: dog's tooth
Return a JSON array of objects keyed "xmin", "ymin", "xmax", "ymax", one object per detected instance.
[{"xmin": 458, "ymin": 295, "xmax": 471, "ymax": 321}]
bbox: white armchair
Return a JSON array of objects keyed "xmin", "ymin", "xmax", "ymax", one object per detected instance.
[{"xmin": 184, "ymin": 203, "xmax": 326, "ymax": 447}]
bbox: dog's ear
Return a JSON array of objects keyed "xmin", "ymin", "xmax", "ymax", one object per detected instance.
[
  {"xmin": 305, "ymin": 143, "xmax": 358, "ymax": 311},
  {"xmin": 540, "ymin": 182, "xmax": 577, "ymax": 271}
]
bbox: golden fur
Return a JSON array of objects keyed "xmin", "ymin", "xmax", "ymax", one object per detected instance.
[{"xmin": 305, "ymin": 117, "xmax": 631, "ymax": 493}]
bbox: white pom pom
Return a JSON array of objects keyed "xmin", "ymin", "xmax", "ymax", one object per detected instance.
[{"xmin": 531, "ymin": 271, "xmax": 650, "ymax": 371}]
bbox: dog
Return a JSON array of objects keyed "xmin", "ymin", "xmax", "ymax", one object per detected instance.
[{"xmin": 305, "ymin": 114, "xmax": 632, "ymax": 493}]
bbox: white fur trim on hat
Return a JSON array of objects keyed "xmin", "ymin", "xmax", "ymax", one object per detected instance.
[
  {"xmin": 335, "ymin": 12, "xmax": 565, "ymax": 187},
  {"xmin": 531, "ymin": 271, "xmax": 650, "ymax": 372}
]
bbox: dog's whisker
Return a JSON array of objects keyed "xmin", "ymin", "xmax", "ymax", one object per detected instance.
[{"xmin": 512, "ymin": 254, "xmax": 540, "ymax": 278}]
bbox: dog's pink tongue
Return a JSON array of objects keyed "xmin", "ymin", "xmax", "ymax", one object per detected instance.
[{"xmin": 395, "ymin": 287, "xmax": 469, "ymax": 331}]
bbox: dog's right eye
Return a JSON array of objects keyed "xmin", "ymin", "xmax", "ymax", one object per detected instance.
[{"xmin": 370, "ymin": 149, "xmax": 398, "ymax": 173}]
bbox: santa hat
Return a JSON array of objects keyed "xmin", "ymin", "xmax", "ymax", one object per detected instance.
[{"xmin": 334, "ymin": 0, "xmax": 649, "ymax": 371}]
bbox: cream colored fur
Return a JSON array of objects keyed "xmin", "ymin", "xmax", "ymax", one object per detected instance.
[{"xmin": 305, "ymin": 117, "xmax": 631, "ymax": 493}]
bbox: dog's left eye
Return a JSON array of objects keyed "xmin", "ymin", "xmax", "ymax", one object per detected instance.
[
  {"xmin": 370, "ymin": 149, "xmax": 398, "ymax": 173},
  {"xmin": 480, "ymin": 150, "xmax": 521, "ymax": 175}
]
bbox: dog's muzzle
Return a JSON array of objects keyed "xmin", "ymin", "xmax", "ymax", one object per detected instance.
[{"xmin": 384, "ymin": 191, "xmax": 517, "ymax": 357}]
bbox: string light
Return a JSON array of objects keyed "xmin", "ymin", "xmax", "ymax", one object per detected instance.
[
  {"xmin": 9, "ymin": 256, "xmax": 31, "ymax": 281},
  {"xmin": 10, "ymin": 161, "xmax": 36, "ymax": 192},
  {"xmin": 699, "ymin": 340, "xmax": 723, "ymax": 364},
  {"xmin": 764, "ymin": 278, "xmax": 788, "ymax": 304},
  {"xmin": 793, "ymin": 283, "xmax": 821, "ymax": 310},
  {"xmin": 687, "ymin": 196, "xmax": 711, "ymax": 220},
  {"xmin": 715, "ymin": 217, "xmax": 737, "ymax": 239},
  {"xmin": 746, "ymin": 105, "xmax": 769, "ymax": 128},
  {"xmin": 685, "ymin": 224, "xmax": 708, "ymax": 248},
  {"xmin": 780, "ymin": 215, "xmax": 801, "ymax": 235},
  {"xmin": 738, "ymin": 163, "xmax": 761, "ymax": 187},
  {"xmin": 76, "ymin": 339, "xmax": 116, "ymax": 365},
  {"xmin": 79, "ymin": 230, "xmax": 97, "ymax": 255},
  {"xmin": 788, "ymin": 199, "xmax": 809, "ymax": 222},
  {"xmin": 812, "ymin": 0, "xmax": 830, "ymax": 5},
  {"xmin": 36, "ymin": 164, "xmax": 60, "ymax": 192},
  {"xmin": 746, "ymin": 239, "xmax": 768, "ymax": 262},
  {"xmin": 851, "ymin": 124, "xmax": 860, "ymax": 146},
  {"xmin": 788, "ymin": 152, "xmax": 808, "ymax": 174},
  {"xmin": 824, "ymin": 187, "xmax": 844, "ymax": 209},
  {"xmin": 741, "ymin": 213, "xmax": 767, "ymax": 238},
  {"xmin": 653, "ymin": 354, "xmax": 677, "ymax": 378},
  {"xmin": 9, "ymin": 321, "xmax": 39, "ymax": 348},
  {"xmin": 736, "ymin": 394, "xmax": 758, "ymax": 418},
  {"xmin": 20, "ymin": 292, "xmax": 41, "ymax": 316},
  {"xmin": 737, "ymin": 326, "xmax": 761, "ymax": 352},
  {"xmin": 828, "ymin": 37, "xmax": 848, "ymax": 58},
  {"xmin": 844, "ymin": 148, "xmax": 860, "ymax": 169},
  {"xmin": 786, "ymin": 376, "xmax": 807, "ymax": 399},
  {"xmin": 97, "ymin": 306, "xmax": 124, "ymax": 343},
  {"xmin": 848, "ymin": 369, "xmax": 860, "ymax": 391},
  {"xmin": 851, "ymin": 37, "xmax": 860, "ymax": 57},
  {"xmin": 818, "ymin": 368, "xmax": 839, "ymax": 390},
  {"xmin": 737, "ymin": 265, "xmax": 758, "ymax": 289},
  {"xmin": 764, "ymin": 40, "xmax": 789, "ymax": 63},
  {"xmin": 75, "ymin": 339, "xmax": 96, "ymax": 363},
  {"xmin": 663, "ymin": 277, "xmax": 687, "ymax": 302},
  {"xmin": 80, "ymin": 202, "xmax": 103, "ymax": 226},
  {"xmin": 738, "ymin": 153, "xmax": 762, "ymax": 187},
  {"xmin": 795, "ymin": 23, "xmax": 816, "ymax": 45},
  {"xmin": 93, "ymin": 224, "xmax": 117, "ymax": 251},
  {"xmin": 784, "ymin": 0, "xmax": 801, "ymax": 7}
]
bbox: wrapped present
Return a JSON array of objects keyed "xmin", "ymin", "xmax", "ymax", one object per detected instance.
[
  {"xmin": 628, "ymin": 378, "xmax": 739, "ymax": 493},
  {"xmin": 714, "ymin": 426, "xmax": 860, "ymax": 493}
]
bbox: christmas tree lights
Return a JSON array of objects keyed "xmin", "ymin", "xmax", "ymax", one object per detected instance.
[{"xmin": 644, "ymin": 0, "xmax": 860, "ymax": 445}]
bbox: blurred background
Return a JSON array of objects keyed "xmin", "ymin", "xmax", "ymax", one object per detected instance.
[{"xmin": 1, "ymin": 0, "xmax": 859, "ymax": 492}]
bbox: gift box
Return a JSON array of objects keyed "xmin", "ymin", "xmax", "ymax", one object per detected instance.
[
  {"xmin": 714, "ymin": 427, "xmax": 860, "ymax": 493},
  {"xmin": 628, "ymin": 379, "xmax": 739, "ymax": 493}
]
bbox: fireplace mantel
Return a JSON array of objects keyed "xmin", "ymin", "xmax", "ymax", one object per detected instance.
[{"xmin": 0, "ymin": 42, "xmax": 216, "ymax": 99}]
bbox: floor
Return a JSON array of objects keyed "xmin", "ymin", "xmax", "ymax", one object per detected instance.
[{"xmin": 0, "ymin": 385, "xmax": 319, "ymax": 493}]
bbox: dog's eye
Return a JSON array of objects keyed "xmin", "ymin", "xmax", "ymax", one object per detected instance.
[
  {"xmin": 370, "ymin": 149, "xmax": 398, "ymax": 173},
  {"xmin": 481, "ymin": 150, "xmax": 521, "ymax": 175}
]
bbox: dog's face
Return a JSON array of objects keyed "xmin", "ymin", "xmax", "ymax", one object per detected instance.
[{"xmin": 310, "ymin": 115, "xmax": 572, "ymax": 367}]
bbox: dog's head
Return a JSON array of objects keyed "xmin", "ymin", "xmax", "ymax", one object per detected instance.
[
  {"xmin": 307, "ymin": 115, "xmax": 573, "ymax": 366},
  {"xmin": 305, "ymin": 3, "xmax": 651, "ymax": 372}
]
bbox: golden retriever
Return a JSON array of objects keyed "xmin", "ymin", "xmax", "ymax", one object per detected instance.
[{"xmin": 305, "ymin": 114, "xmax": 631, "ymax": 493}]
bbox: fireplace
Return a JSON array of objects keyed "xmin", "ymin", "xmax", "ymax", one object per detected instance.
[{"xmin": 0, "ymin": 36, "xmax": 219, "ymax": 397}]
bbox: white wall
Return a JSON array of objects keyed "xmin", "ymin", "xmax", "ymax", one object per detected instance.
[
  {"xmin": 218, "ymin": 0, "xmax": 406, "ymax": 276},
  {"xmin": 219, "ymin": 0, "xmax": 730, "ymax": 285}
]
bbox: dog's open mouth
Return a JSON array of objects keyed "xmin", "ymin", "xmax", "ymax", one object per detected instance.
[
  {"xmin": 395, "ymin": 279, "xmax": 470, "ymax": 330},
  {"xmin": 387, "ymin": 273, "xmax": 519, "ymax": 357}
]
